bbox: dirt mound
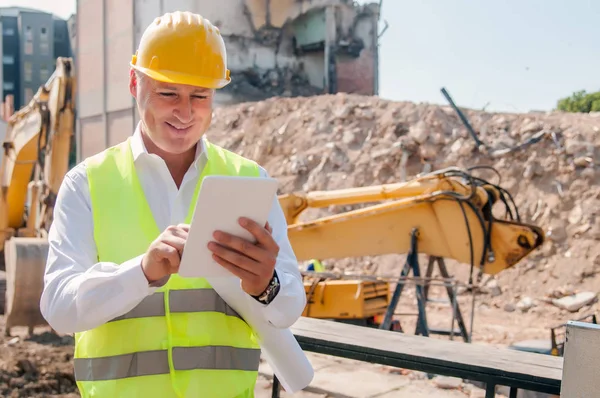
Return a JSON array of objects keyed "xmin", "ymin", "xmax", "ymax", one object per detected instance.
[
  {"xmin": 207, "ymin": 93, "xmax": 600, "ymax": 320},
  {"xmin": 0, "ymin": 323, "xmax": 77, "ymax": 398}
]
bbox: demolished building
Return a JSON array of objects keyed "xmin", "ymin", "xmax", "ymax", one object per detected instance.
[
  {"xmin": 213, "ymin": 0, "xmax": 381, "ymax": 103},
  {"xmin": 75, "ymin": 0, "xmax": 381, "ymax": 160}
]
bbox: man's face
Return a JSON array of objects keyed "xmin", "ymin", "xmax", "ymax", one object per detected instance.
[{"xmin": 129, "ymin": 69, "xmax": 214, "ymax": 155}]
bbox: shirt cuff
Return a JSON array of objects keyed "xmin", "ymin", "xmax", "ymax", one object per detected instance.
[
  {"xmin": 118, "ymin": 254, "xmax": 161, "ymax": 297},
  {"xmin": 245, "ymin": 270, "xmax": 306, "ymax": 329}
]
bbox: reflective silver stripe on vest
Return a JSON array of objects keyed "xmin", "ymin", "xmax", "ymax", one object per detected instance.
[
  {"xmin": 109, "ymin": 289, "xmax": 240, "ymax": 322},
  {"xmin": 74, "ymin": 346, "xmax": 261, "ymax": 381}
]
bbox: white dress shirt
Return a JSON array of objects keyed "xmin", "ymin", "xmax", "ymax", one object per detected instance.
[{"xmin": 40, "ymin": 125, "xmax": 306, "ymax": 335}]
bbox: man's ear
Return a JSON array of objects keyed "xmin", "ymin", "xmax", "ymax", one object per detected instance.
[{"xmin": 129, "ymin": 68, "xmax": 137, "ymax": 98}]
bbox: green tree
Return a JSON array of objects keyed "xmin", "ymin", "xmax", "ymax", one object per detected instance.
[{"xmin": 556, "ymin": 90, "xmax": 600, "ymax": 113}]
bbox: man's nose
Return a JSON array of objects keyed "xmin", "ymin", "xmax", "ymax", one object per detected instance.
[{"xmin": 174, "ymin": 97, "xmax": 193, "ymax": 123}]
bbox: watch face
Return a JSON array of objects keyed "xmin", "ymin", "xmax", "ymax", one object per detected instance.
[{"xmin": 260, "ymin": 274, "xmax": 280, "ymax": 304}]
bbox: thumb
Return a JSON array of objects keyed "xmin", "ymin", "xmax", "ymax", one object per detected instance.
[{"xmin": 159, "ymin": 243, "xmax": 181, "ymax": 272}]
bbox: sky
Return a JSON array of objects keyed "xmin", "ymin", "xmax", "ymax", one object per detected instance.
[{"xmin": 4, "ymin": 0, "xmax": 600, "ymax": 113}]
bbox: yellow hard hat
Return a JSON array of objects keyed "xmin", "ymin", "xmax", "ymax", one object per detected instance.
[{"xmin": 130, "ymin": 11, "xmax": 231, "ymax": 89}]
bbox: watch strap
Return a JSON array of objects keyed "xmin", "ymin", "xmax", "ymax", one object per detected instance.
[{"xmin": 252, "ymin": 270, "xmax": 280, "ymax": 305}]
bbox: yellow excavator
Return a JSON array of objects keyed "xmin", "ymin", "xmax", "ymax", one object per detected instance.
[
  {"xmin": 0, "ymin": 57, "xmax": 75, "ymax": 335},
  {"xmin": 278, "ymin": 168, "xmax": 544, "ymax": 340}
]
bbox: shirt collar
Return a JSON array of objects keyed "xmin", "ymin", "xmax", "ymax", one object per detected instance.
[{"xmin": 130, "ymin": 122, "xmax": 209, "ymax": 168}]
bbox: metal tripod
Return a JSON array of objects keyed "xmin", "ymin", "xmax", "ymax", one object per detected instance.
[{"xmin": 379, "ymin": 227, "xmax": 471, "ymax": 343}]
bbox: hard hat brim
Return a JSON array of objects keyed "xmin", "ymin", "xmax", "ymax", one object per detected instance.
[{"xmin": 130, "ymin": 63, "xmax": 231, "ymax": 90}]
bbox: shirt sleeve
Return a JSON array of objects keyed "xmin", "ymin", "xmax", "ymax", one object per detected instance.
[
  {"xmin": 39, "ymin": 164, "xmax": 158, "ymax": 335},
  {"xmin": 242, "ymin": 167, "xmax": 307, "ymax": 329}
]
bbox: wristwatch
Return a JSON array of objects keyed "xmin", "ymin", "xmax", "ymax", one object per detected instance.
[{"xmin": 252, "ymin": 271, "xmax": 280, "ymax": 305}]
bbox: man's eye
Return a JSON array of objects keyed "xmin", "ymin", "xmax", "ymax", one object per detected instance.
[{"xmin": 159, "ymin": 92, "xmax": 175, "ymax": 97}]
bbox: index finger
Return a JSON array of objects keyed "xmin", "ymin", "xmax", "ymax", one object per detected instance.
[{"xmin": 239, "ymin": 217, "xmax": 277, "ymax": 250}]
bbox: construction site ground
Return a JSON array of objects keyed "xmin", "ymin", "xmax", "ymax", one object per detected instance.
[{"xmin": 2, "ymin": 92, "xmax": 599, "ymax": 396}]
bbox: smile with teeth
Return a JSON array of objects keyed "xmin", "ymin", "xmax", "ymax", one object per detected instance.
[{"xmin": 166, "ymin": 122, "xmax": 192, "ymax": 131}]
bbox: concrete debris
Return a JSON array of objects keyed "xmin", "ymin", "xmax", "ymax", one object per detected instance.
[
  {"xmin": 469, "ymin": 389, "xmax": 486, "ymax": 398},
  {"xmin": 547, "ymin": 285, "xmax": 577, "ymax": 299},
  {"xmin": 220, "ymin": 67, "xmax": 323, "ymax": 103},
  {"xmin": 574, "ymin": 156, "xmax": 593, "ymax": 168},
  {"xmin": 516, "ymin": 297, "xmax": 535, "ymax": 312},
  {"xmin": 568, "ymin": 205, "xmax": 584, "ymax": 225},
  {"xmin": 552, "ymin": 292, "xmax": 597, "ymax": 312},
  {"xmin": 481, "ymin": 279, "xmax": 502, "ymax": 297},
  {"xmin": 433, "ymin": 376, "xmax": 463, "ymax": 389},
  {"xmin": 487, "ymin": 280, "xmax": 502, "ymax": 297}
]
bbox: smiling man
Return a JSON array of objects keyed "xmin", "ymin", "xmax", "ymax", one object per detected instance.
[{"xmin": 40, "ymin": 11, "xmax": 306, "ymax": 398}]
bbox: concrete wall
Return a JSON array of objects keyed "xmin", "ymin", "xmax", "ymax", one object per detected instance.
[
  {"xmin": 244, "ymin": 0, "xmax": 342, "ymax": 30},
  {"xmin": 76, "ymin": 0, "xmax": 136, "ymax": 161},
  {"xmin": 334, "ymin": 5, "xmax": 379, "ymax": 95}
]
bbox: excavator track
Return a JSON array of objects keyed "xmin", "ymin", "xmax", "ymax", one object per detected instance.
[{"xmin": 3, "ymin": 237, "xmax": 49, "ymax": 336}]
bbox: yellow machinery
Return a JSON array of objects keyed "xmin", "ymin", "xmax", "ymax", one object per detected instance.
[
  {"xmin": 0, "ymin": 57, "xmax": 75, "ymax": 335},
  {"xmin": 279, "ymin": 167, "xmax": 545, "ymax": 339}
]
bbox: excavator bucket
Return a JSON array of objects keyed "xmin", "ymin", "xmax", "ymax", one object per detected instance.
[{"xmin": 4, "ymin": 237, "xmax": 49, "ymax": 335}]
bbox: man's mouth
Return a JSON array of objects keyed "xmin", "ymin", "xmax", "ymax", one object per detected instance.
[{"xmin": 165, "ymin": 121, "xmax": 193, "ymax": 133}]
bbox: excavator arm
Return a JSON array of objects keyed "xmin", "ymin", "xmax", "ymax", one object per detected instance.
[
  {"xmin": 0, "ymin": 57, "xmax": 74, "ymax": 248},
  {"xmin": 279, "ymin": 167, "xmax": 544, "ymax": 324},
  {"xmin": 280, "ymin": 167, "xmax": 544, "ymax": 276},
  {"xmin": 0, "ymin": 57, "xmax": 75, "ymax": 335}
]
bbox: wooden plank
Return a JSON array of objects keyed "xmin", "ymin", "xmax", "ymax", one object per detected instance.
[{"xmin": 291, "ymin": 317, "xmax": 562, "ymax": 393}]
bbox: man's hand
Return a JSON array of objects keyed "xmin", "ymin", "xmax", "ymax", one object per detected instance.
[
  {"xmin": 208, "ymin": 217, "xmax": 279, "ymax": 296},
  {"xmin": 141, "ymin": 224, "xmax": 189, "ymax": 283}
]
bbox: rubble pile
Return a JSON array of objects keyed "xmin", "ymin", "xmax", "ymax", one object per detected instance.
[
  {"xmin": 207, "ymin": 93, "xmax": 600, "ymax": 315},
  {"xmin": 0, "ymin": 328, "xmax": 77, "ymax": 397}
]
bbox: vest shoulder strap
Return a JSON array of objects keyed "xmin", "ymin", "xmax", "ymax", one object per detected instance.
[
  {"xmin": 84, "ymin": 140, "xmax": 142, "ymax": 260},
  {"xmin": 204, "ymin": 138, "xmax": 261, "ymax": 177}
]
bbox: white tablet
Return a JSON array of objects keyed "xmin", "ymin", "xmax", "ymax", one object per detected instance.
[{"xmin": 178, "ymin": 175, "xmax": 279, "ymax": 278}]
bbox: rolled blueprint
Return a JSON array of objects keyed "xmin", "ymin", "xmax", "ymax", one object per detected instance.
[{"xmin": 206, "ymin": 276, "xmax": 315, "ymax": 393}]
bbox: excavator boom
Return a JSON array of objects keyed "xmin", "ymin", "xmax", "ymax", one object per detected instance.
[
  {"xmin": 0, "ymin": 89, "xmax": 45, "ymax": 246},
  {"xmin": 0, "ymin": 57, "xmax": 74, "ymax": 247},
  {"xmin": 281, "ymin": 167, "xmax": 544, "ymax": 327},
  {"xmin": 281, "ymin": 167, "xmax": 544, "ymax": 275}
]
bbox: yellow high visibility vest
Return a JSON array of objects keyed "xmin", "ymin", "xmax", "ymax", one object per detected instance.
[
  {"xmin": 74, "ymin": 137, "xmax": 262, "ymax": 398},
  {"xmin": 310, "ymin": 259, "xmax": 324, "ymax": 272}
]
